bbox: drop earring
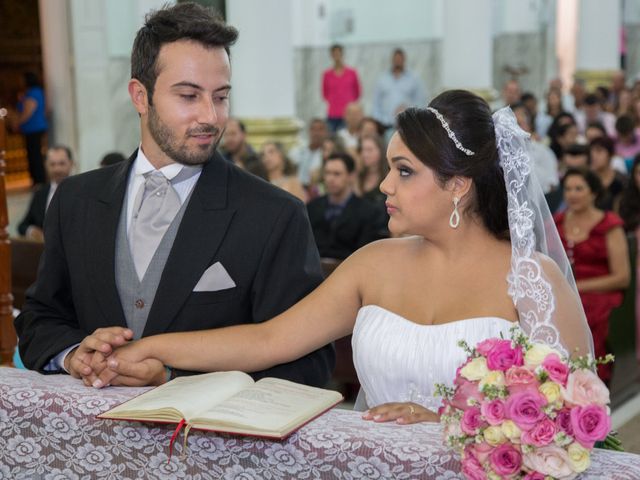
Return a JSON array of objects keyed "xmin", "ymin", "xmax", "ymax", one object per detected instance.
[{"xmin": 449, "ymin": 197, "xmax": 460, "ymax": 229}]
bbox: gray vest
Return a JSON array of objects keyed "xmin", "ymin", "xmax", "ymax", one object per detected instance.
[{"xmin": 115, "ymin": 189, "xmax": 191, "ymax": 339}]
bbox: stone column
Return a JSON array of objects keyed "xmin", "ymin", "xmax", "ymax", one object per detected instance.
[
  {"xmin": 38, "ymin": 0, "xmax": 78, "ymax": 155},
  {"xmin": 225, "ymin": 0, "xmax": 300, "ymax": 149},
  {"xmin": 441, "ymin": 0, "xmax": 494, "ymax": 100},
  {"xmin": 574, "ymin": 0, "xmax": 621, "ymax": 91}
]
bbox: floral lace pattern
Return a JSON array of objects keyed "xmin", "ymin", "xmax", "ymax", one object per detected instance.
[
  {"xmin": 2, "ymin": 368, "xmax": 639, "ymax": 479},
  {"xmin": 493, "ymin": 108, "xmax": 567, "ymax": 356}
]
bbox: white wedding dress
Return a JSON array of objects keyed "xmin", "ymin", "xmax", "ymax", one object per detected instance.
[{"xmin": 352, "ymin": 305, "xmax": 515, "ymax": 411}]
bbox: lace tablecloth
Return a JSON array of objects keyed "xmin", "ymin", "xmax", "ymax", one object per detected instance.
[{"xmin": 1, "ymin": 367, "xmax": 639, "ymax": 479}]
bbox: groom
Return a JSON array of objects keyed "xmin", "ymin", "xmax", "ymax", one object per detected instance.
[{"xmin": 14, "ymin": 2, "xmax": 334, "ymax": 388}]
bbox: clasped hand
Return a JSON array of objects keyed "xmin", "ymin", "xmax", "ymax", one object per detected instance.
[
  {"xmin": 362, "ymin": 402, "xmax": 439, "ymax": 424},
  {"xmin": 65, "ymin": 327, "xmax": 165, "ymax": 388}
]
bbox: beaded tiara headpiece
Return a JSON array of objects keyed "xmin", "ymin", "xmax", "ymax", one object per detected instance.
[{"xmin": 426, "ymin": 107, "xmax": 475, "ymax": 156}]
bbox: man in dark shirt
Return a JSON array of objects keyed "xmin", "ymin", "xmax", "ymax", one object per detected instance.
[{"xmin": 307, "ymin": 153, "xmax": 387, "ymax": 259}]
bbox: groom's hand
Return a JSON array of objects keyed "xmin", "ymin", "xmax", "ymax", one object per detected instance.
[
  {"xmin": 91, "ymin": 341, "xmax": 166, "ymax": 388},
  {"xmin": 362, "ymin": 402, "xmax": 439, "ymax": 424}
]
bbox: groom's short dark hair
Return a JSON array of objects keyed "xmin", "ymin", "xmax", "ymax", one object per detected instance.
[{"xmin": 131, "ymin": 2, "xmax": 238, "ymax": 104}]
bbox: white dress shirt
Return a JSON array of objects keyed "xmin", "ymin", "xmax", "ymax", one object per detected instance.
[{"xmin": 48, "ymin": 147, "xmax": 202, "ymax": 372}]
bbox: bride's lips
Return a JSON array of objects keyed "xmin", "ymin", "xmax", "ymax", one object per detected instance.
[{"xmin": 385, "ymin": 202, "xmax": 398, "ymax": 214}]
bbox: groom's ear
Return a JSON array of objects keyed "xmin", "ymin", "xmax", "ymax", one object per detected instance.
[{"xmin": 447, "ymin": 176, "xmax": 472, "ymax": 199}]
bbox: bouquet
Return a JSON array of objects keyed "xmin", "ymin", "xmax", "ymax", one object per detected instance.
[{"xmin": 436, "ymin": 327, "xmax": 616, "ymax": 480}]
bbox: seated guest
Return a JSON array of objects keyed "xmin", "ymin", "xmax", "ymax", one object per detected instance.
[
  {"xmin": 511, "ymin": 102, "xmax": 559, "ymax": 194},
  {"xmin": 575, "ymin": 93, "xmax": 616, "ymax": 137},
  {"xmin": 589, "ymin": 136, "xmax": 627, "ymax": 211},
  {"xmin": 549, "ymin": 144, "xmax": 589, "ymax": 213},
  {"xmin": 18, "ymin": 145, "xmax": 74, "ymax": 241},
  {"xmin": 554, "ymin": 167, "xmax": 630, "ymax": 382},
  {"xmin": 549, "ymin": 122, "xmax": 579, "ymax": 161},
  {"xmin": 289, "ymin": 118, "xmax": 328, "ymax": 189},
  {"xmin": 535, "ymin": 89, "xmax": 564, "ymax": 140},
  {"xmin": 307, "ymin": 153, "xmax": 386, "ymax": 259},
  {"xmin": 261, "ymin": 141, "xmax": 307, "ymax": 202},
  {"xmin": 615, "ymin": 115, "xmax": 640, "ymax": 168},
  {"xmin": 560, "ymin": 143, "xmax": 589, "ymax": 176},
  {"xmin": 585, "ymin": 122, "xmax": 627, "ymax": 174},
  {"xmin": 337, "ymin": 102, "xmax": 364, "ymax": 151},
  {"xmin": 100, "ymin": 152, "xmax": 126, "ymax": 168},
  {"xmin": 357, "ymin": 135, "xmax": 388, "ymax": 206},
  {"xmin": 220, "ymin": 118, "xmax": 268, "ymax": 180},
  {"xmin": 358, "ymin": 116, "xmax": 386, "ymax": 140}
]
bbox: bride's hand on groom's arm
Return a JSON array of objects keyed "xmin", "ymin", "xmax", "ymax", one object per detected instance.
[
  {"xmin": 90, "ymin": 341, "xmax": 166, "ymax": 388},
  {"xmin": 362, "ymin": 402, "xmax": 439, "ymax": 424}
]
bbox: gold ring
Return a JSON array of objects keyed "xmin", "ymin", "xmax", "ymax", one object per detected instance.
[{"xmin": 408, "ymin": 405, "xmax": 415, "ymax": 415}]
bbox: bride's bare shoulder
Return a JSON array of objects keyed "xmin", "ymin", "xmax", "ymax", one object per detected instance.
[{"xmin": 343, "ymin": 236, "xmax": 423, "ymax": 267}]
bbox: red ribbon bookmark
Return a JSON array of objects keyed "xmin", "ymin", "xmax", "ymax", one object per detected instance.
[{"xmin": 168, "ymin": 418, "xmax": 186, "ymax": 462}]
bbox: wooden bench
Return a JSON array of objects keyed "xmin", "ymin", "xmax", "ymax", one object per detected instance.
[
  {"xmin": 608, "ymin": 232, "xmax": 640, "ymax": 408},
  {"xmin": 0, "ymin": 109, "xmax": 16, "ymax": 365},
  {"xmin": 10, "ymin": 237, "xmax": 43, "ymax": 310}
]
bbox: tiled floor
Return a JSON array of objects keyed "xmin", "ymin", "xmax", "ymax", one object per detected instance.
[{"xmin": 618, "ymin": 413, "xmax": 640, "ymax": 454}]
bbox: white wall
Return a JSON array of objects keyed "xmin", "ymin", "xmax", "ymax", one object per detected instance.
[{"xmin": 322, "ymin": 0, "xmax": 443, "ymax": 45}]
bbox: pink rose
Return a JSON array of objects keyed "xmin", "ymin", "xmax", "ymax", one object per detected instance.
[
  {"xmin": 542, "ymin": 353, "xmax": 569, "ymax": 386},
  {"xmin": 505, "ymin": 390, "xmax": 547, "ymax": 431},
  {"xmin": 505, "ymin": 366, "xmax": 540, "ymax": 394},
  {"xmin": 570, "ymin": 405, "xmax": 611, "ymax": 449},
  {"xmin": 468, "ymin": 442, "xmax": 494, "ymax": 464},
  {"xmin": 562, "ymin": 369, "xmax": 610, "ymax": 407},
  {"xmin": 486, "ymin": 340, "xmax": 524, "ymax": 371},
  {"xmin": 489, "ymin": 444, "xmax": 522, "ymax": 477},
  {"xmin": 522, "ymin": 418, "xmax": 557, "ymax": 447},
  {"xmin": 555, "ymin": 408, "xmax": 574, "ymax": 436},
  {"xmin": 523, "ymin": 472, "xmax": 546, "ymax": 480},
  {"xmin": 452, "ymin": 377, "xmax": 484, "ymax": 411},
  {"xmin": 476, "ymin": 338, "xmax": 501, "ymax": 356},
  {"xmin": 522, "ymin": 445, "xmax": 575, "ymax": 478},
  {"xmin": 462, "ymin": 451, "xmax": 488, "ymax": 480},
  {"xmin": 461, "ymin": 406, "xmax": 484, "ymax": 435},
  {"xmin": 480, "ymin": 399, "xmax": 506, "ymax": 426}
]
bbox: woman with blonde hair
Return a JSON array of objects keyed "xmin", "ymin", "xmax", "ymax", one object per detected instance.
[{"xmin": 260, "ymin": 141, "xmax": 306, "ymax": 202}]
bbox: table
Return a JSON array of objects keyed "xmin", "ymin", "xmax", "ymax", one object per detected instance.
[{"xmin": 1, "ymin": 367, "xmax": 640, "ymax": 479}]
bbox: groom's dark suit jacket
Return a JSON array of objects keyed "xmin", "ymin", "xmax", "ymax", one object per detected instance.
[{"xmin": 15, "ymin": 151, "xmax": 335, "ymax": 386}]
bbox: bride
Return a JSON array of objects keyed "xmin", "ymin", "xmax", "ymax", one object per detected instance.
[{"xmin": 91, "ymin": 90, "xmax": 594, "ymax": 424}]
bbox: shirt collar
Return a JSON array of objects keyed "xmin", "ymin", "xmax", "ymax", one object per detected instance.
[{"xmin": 134, "ymin": 146, "xmax": 188, "ymax": 181}]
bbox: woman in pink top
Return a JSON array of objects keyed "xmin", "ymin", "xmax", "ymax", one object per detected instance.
[{"xmin": 322, "ymin": 44, "xmax": 361, "ymax": 132}]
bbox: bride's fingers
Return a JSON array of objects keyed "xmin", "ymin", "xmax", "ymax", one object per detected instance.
[
  {"xmin": 362, "ymin": 402, "xmax": 439, "ymax": 424},
  {"xmin": 362, "ymin": 402, "xmax": 411, "ymax": 422}
]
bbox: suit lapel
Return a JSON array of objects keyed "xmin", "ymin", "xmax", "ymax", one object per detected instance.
[
  {"xmin": 86, "ymin": 155, "xmax": 134, "ymax": 328},
  {"xmin": 144, "ymin": 153, "xmax": 236, "ymax": 336}
]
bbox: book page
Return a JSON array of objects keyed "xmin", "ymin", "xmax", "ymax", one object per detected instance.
[
  {"xmin": 191, "ymin": 378, "xmax": 342, "ymax": 433},
  {"xmin": 103, "ymin": 371, "xmax": 254, "ymax": 421}
]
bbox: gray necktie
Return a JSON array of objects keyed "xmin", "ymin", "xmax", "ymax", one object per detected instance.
[{"xmin": 129, "ymin": 171, "xmax": 181, "ymax": 280}]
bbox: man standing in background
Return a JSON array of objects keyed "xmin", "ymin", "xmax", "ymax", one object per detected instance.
[{"xmin": 372, "ymin": 48, "xmax": 427, "ymax": 133}]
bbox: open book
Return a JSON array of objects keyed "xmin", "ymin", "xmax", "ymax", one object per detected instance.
[{"xmin": 98, "ymin": 371, "xmax": 343, "ymax": 439}]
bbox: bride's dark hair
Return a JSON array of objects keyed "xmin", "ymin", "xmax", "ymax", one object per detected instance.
[{"xmin": 396, "ymin": 90, "xmax": 509, "ymax": 238}]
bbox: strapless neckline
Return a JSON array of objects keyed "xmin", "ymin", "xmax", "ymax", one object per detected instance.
[
  {"xmin": 358, "ymin": 304, "xmax": 517, "ymax": 329},
  {"xmin": 352, "ymin": 305, "xmax": 516, "ymax": 410}
]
